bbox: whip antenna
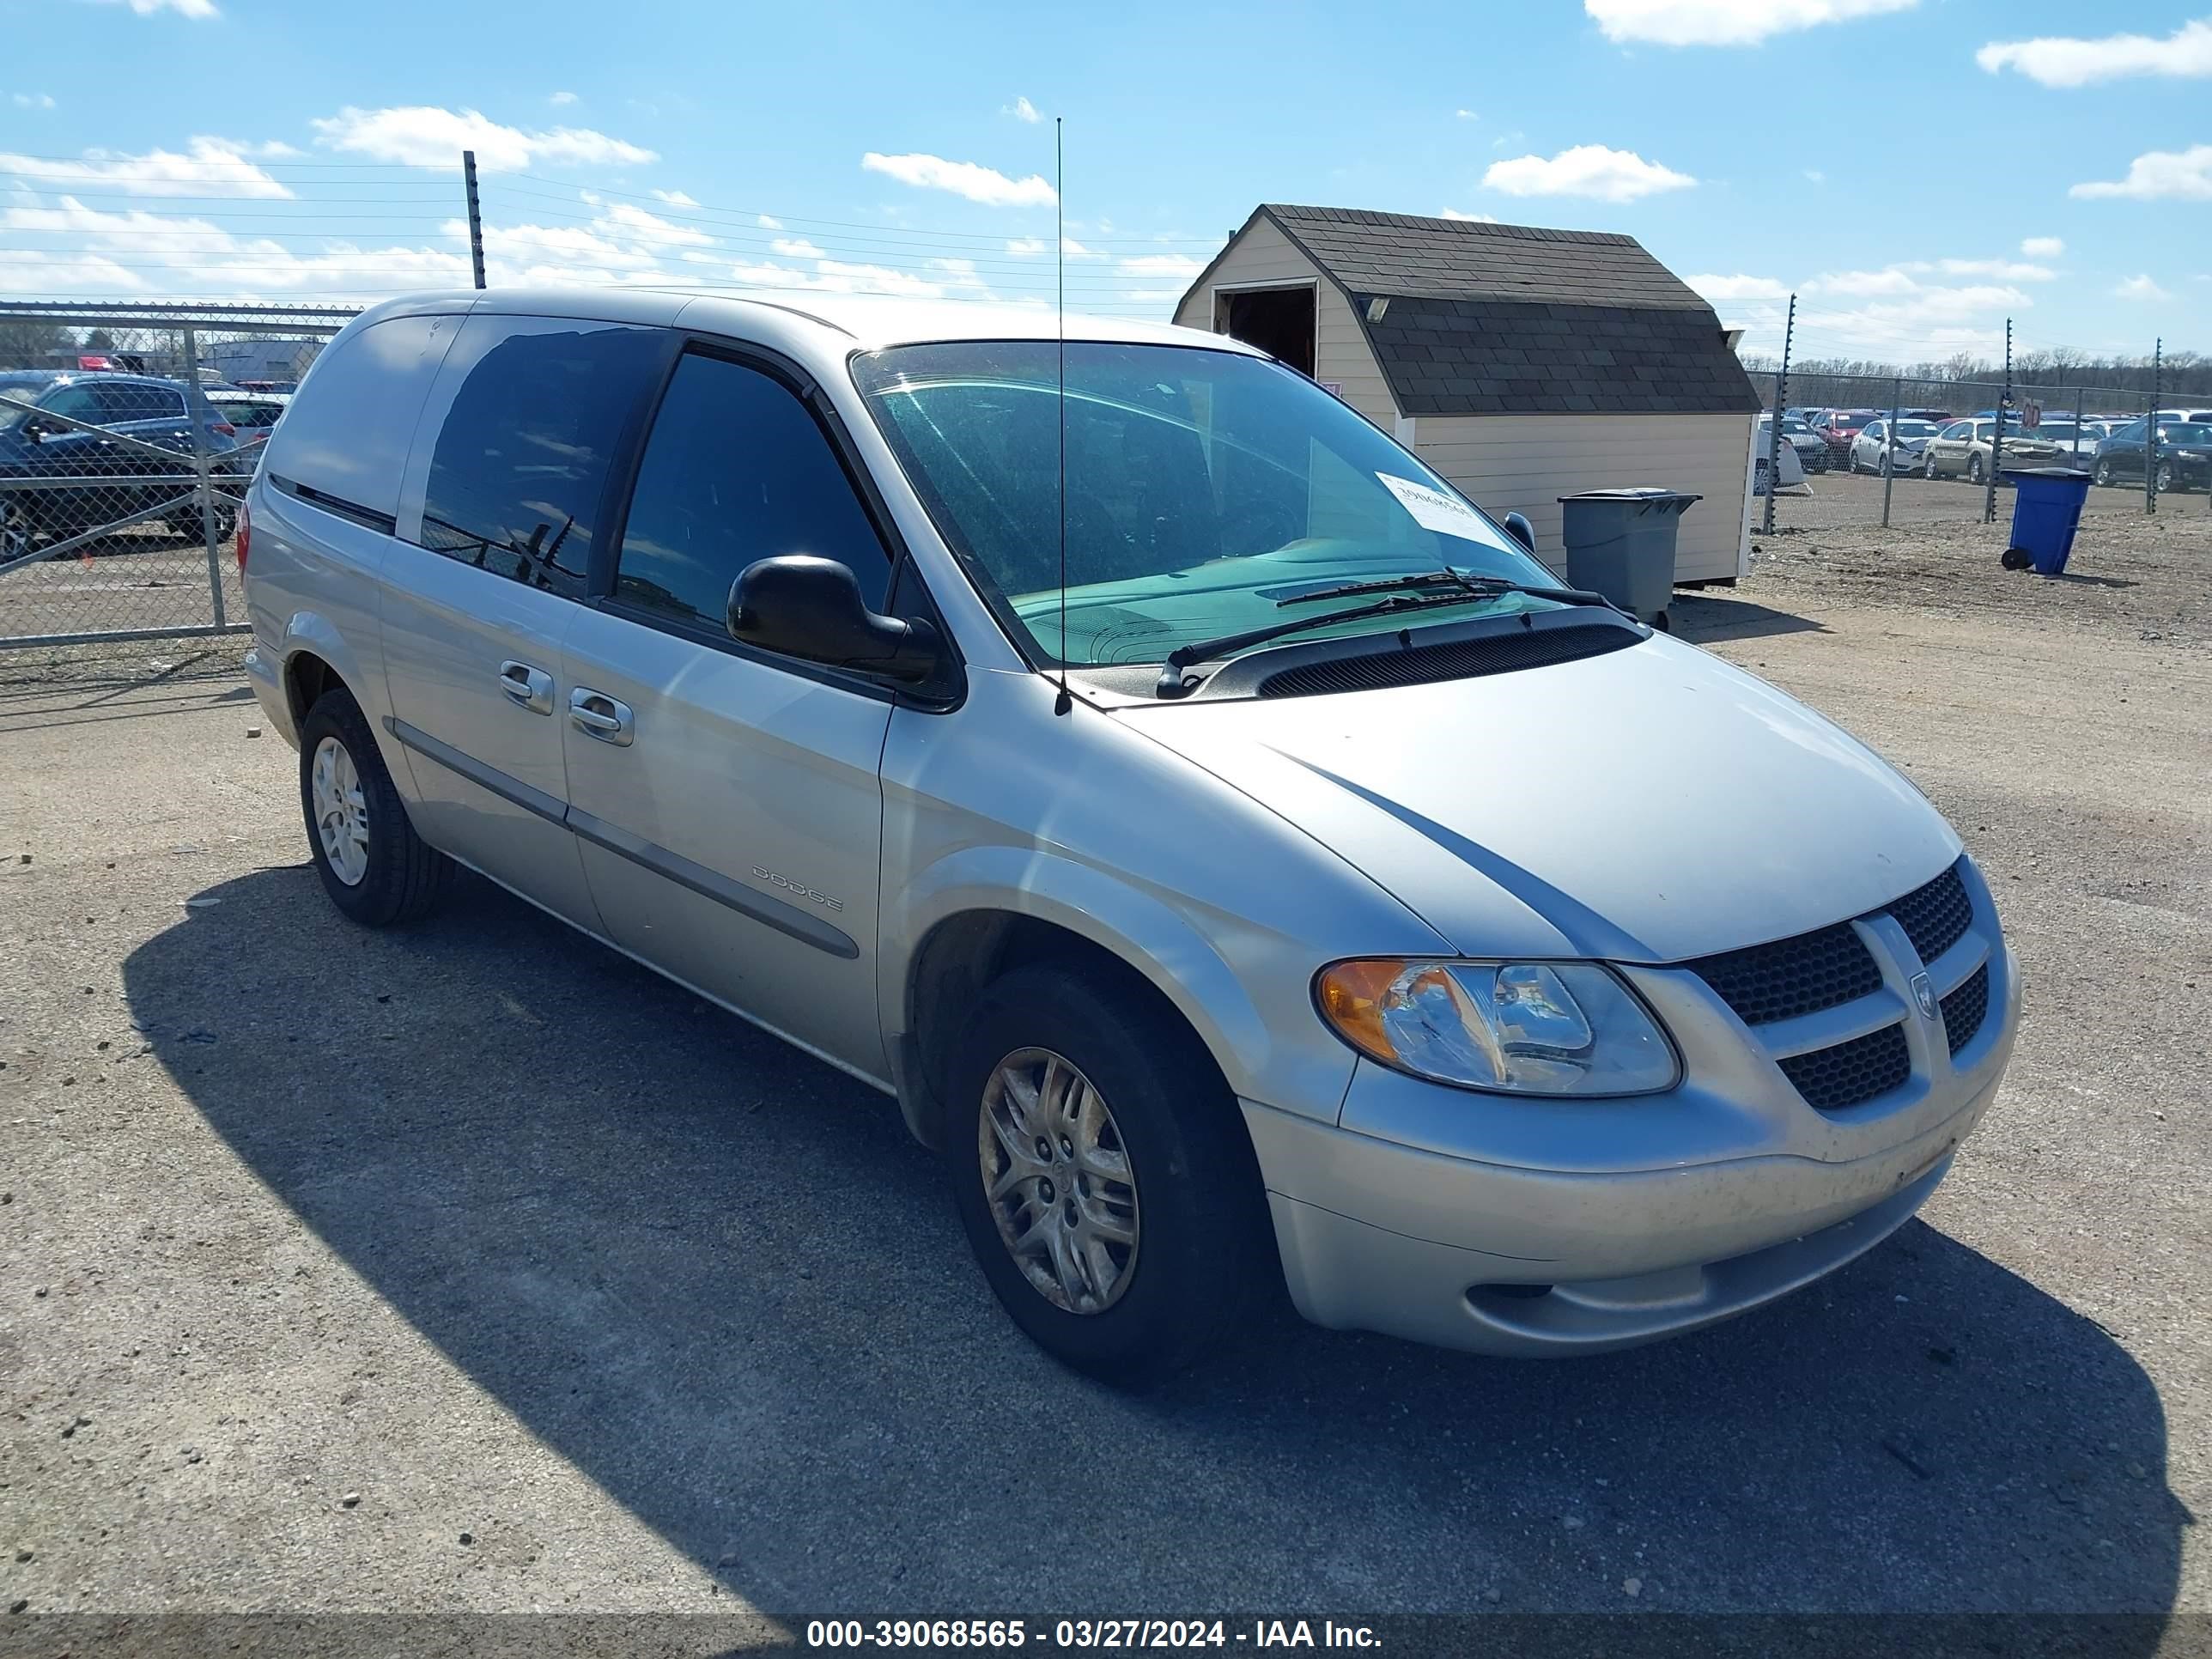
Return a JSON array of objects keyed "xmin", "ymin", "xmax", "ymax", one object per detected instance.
[{"xmin": 1053, "ymin": 115, "xmax": 1073, "ymax": 717}]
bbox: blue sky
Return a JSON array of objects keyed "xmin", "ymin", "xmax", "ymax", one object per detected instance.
[{"xmin": 2, "ymin": 0, "xmax": 2206, "ymax": 364}]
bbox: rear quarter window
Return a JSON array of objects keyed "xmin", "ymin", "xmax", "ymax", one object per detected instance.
[{"xmin": 262, "ymin": 313, "xmax": 464, "ymax": 524}]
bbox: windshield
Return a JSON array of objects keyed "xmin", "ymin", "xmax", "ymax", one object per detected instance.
[
  {"xmin": 0, "ymin": 372, "xmax": 62, "ymax": 428},
  {"xmin": 854, "ymin": 341, "xmax": 1559, "ymax": 668}
]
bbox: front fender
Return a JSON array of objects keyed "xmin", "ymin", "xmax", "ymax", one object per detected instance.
[{"xmin": 879, "ymin": 844, "xmax": 1361, "ymax": 1143}]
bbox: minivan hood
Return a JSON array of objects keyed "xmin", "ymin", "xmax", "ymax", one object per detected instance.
[{"xmin": 1119, "ymin": 632, "xmax": 1960, "ymax": 963}]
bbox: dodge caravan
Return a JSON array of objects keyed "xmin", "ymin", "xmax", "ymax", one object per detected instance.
[{"xmin": 241, "ymin": 290, "xmax": 2019, "ymax": 1382}]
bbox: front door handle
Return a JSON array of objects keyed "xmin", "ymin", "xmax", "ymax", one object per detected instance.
[
  {"xmin": 497, "ymin": 659, "xmax": 555, "ymax": 715},
  {"xmin": 568, "ymin": 687, "xmax": 634, "ymax": 746}
]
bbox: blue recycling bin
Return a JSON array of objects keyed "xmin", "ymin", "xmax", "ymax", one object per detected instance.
[{"xmin": 2001, "ymin": 467, "xmax": 2092, "ymax": 576}]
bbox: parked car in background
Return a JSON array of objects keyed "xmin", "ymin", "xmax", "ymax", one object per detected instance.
[
  {"xmin": 1920, "ymin": 418, "xmax": 2064, "ymax": 483},
  {"xmin": 1849, "ymin": 416, "xmax": 1942, "ymax": 476},
  {"xmin": 2152, "ymin": 409, "xmax": 2212, "ymax": 426},
  {"xmin": 0, "ymin": 371, "xmax": 245, "ymax": 561},
  {"xmin": 207, "ymin": 389, "xmax": 291, "ymax": 447},
  {"xmin": 2093, "ymin": 420, "xmax": 2212, "ymax": 491},
  {"xmin": 1814, "ymin": 409, "xmax": 1880, "ymax": 463},
  {"xmin": 1904, "ymin": 409, "xmax": 1953, "ymax": 423},
  {"xmin": 2021, "ymin": 422, "xmax": 2098, "ymax": 465},
  {"xmin": 239, "ymin": 288, "xmax": 2020, "ymax": 1381},
  {"xmin": 1757, "ymin": 413, "xmax": 1828, "ymax": 473}
]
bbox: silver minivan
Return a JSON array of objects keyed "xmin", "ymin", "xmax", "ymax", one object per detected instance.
[{"xmin": 241, "ymin": 289, "xmax": 2019, "ymax": 1383}]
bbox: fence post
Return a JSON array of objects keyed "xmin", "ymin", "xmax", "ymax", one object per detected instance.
[
  {"xmin": 464, "ymin": 149, "xmax": 487, "ymax": 290},
  {"xmin": 1881, "ymin": 377, "xmax": 1901, "ymax": 528},
  {"xmin": 2146, "ymin": 337, "xmax": 2160, "ymax": 515},
  {"xmin": 1984, "ymin": 319, "xmax": 2010, "ymax": 524},
  {"xmin": 2071, "ymin": 387, "xmax": 2084, "ymax": 468},
  {"xmin": 1762, "ymin": 294, "xmax": 1795, "ymax": 536},
  {"xmin": 179, "ymin": 325, "xmax": 228, "ymax": 630}
]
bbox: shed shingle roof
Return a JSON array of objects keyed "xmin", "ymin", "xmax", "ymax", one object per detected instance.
[{"xmin": 1182, "ymin": 204, "xmax": 1764, "ymax": 418}]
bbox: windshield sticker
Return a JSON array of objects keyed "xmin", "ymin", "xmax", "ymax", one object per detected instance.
[{"xmin": 1376, "ymin": 473, "xmax": 1489, "ymax": 541}]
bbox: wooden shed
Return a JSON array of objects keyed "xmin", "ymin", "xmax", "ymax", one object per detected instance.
[{"xmin": 1174, "ymin": 204, "xmax": 1765, "ymax": 585}]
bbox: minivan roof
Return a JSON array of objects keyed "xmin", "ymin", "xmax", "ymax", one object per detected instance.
[{"xmin": 349, "ymin": 287, "xmax": 1263, "ymax": 356}]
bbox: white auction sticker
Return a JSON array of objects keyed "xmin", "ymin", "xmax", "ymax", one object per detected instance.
[{"xmin": 1376, "ymin": 472, "xmax": 1489, "ymax": 541}]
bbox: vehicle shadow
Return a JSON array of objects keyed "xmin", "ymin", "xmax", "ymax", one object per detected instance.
[
  {"xmin": 122, "ymin": 866, "xmax": 2185, "ymax": 1624},
  {"xmin": 1670, "ymin": 592, "xmax": 1827, "ymax": 645}
]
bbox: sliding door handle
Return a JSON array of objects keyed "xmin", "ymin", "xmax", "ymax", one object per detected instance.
[
  {"xmin": 568, "ymin": 687, "xmax": 634, "ymax": 746},
  {"xmin": 497, "ymin": 660, "xmax": 555, "ymax": 714}
]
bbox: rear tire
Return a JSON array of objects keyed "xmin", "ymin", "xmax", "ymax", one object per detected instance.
[
  {"xmin": 2094, "ymin": 458, "xmax": 2114, "ymax": 488},
  {"xmin": 1924, "ymin": 453, "xmax": 1941, "ymax": 481},
  {"xmin": 1967, "ymin": 454, "xmax": 1985, "ymax": 485},
  {"xmin": 945, "ymin": 963, "xmax": 1275, "ymax": 1387},
  {"xmin": 297, "ymin": 686, "xmax": 454, "ymax": 927}
]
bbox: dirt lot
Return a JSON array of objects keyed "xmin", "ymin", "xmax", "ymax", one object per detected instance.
[{"xmin": 0, "ymin": 494, "xmax": 2207, "ymax": 1645}]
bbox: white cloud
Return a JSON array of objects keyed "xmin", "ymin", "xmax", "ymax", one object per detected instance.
[
  {"xmin": 756, "ymin": 213, "xmax": 782, "ymax": 228},
  {"xmin": 1004, "ymin": 95, "xmax": 1041, "ymax": 123},
  {"xmin": 651, "ymin": 188, "xmax": 698, "ymax": 207},
  {"xmin": 1687, "ymin": 273, "xmax": 1790, "ymax": 301},
  {"xmin": 1802, "ymin": 168, "xmax": 1825, "ymax": 184},
  {"xmin": 1005, "ymin": 235, "xmax": 1101, "ymax": 258},
  {"xmin": 770, "ymin": 236, "xmax": 826, "ymax": 259},
  {"xmin": 549, "ymin": 90, "xmax": 579, "ymax": 106},
  {"xmin": 2021, "ymin": 236, "xmax": 2064, "ymax": 258},
  {"xmin": 1976, "ymin": 19, "xmax": 2212, "ymax": 87},
  {"xmin": 2070, "ymin": 146, "xmax": 2212, "ymax": 201},
  {"xmin": 1807, "ymin": 266, "xmax": 1923, "ymax": 297},
  {"xmin": 1482, "ymin": 144, "xmax": 1695, "ymax": 202},
  {"xmin": 1455, "ymin": 108, "xmax": 1478, "ymax": 120},
  {"xmin": 1118, "ymin": 252, "xmax": 1206, "ymax": 278},
  {"xmin": 1585, "ymin": 0, "xmax": 1915, "ymax": 46},
  {"xmin": 1440, "ymin": 209, "xmax": 1499, "ymax": 222},
  {"xmin": 2113, "ymin": 274, "xmax": 2172, "ymax": 302},
  {"xmin": 83, "ymin": 0, "xmax": 218, "ymax": 16},
  {"xmin": 1938, "ymin": 258, "xmax": 2055, "ymax": 281},
  {"xmin": 861, "ymin": 151, "xmax": 1056, "ymax": 207},
  {"xmin": 11, "ymin": 93, "xmax": 57, "ymax": 111},
  {"xmin": 0, "ymin": 137, "xmax": 290, "ymax": 198},
  {"xmin": 311, "ymin": 106, "xmax": 658, "ymax": 171},
  {"xmin": 597, "ymin": 201, "xmax": 713, "ymax": 246}
]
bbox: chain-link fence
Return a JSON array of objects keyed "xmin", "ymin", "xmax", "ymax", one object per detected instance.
[
  {"xmin": 1751, "ymin": 368, "xmax": 2209, "ymax": 535},
  {"xmin": 0, "ymin": 302, "xmax": 357, "ymax": 651}
]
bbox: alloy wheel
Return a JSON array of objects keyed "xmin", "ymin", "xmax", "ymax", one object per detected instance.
[
  {"xmin": 310, "ymin": 735, "xmax": 370, "ymax": 887},
  {"xmin": 978, "ymin": 1047, "xmax": 1140, "ymax": 1315},
  {"xmin": 0, "ymin": 506, "xmax": 33, "ymax": 565}
]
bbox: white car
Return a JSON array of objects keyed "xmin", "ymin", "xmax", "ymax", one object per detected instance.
[{"xmin": 1848, "ymin": 417, "xmax": 1942, "ymax": 476}]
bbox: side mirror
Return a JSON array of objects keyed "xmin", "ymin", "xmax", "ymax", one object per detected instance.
[
  {"xmin": 1502, "ymin": 512, "xmax": 1537, "ymax": 553},
  {"xmin": 728, "ymin": 555, "xmax": 943, "ymax": 684}
]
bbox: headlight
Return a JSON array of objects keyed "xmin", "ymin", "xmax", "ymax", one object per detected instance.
[{"xmin": 1315, "ymin": 959, "xmax": 1679, "ymax": 1096}]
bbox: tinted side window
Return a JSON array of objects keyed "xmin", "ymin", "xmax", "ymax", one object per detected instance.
[
  {"xmin": 264, "ymin": 313, "xmax": 462, "ymax": 523},
  {"xmin": 613, "ymin": 353, "xmax": 890, "ymax": 630},
  {"xmin": 419, "ymin": 322, "xmax": 663, "ymax": 599},
  {"xmin": 41, "ymin": 384, "xmax": 103, "ymax": 423},
  {"xmin": 95, "ymin": 383, "xmax": 180, "ymax": 422}
]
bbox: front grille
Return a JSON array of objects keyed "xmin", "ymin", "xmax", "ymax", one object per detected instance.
[
  {"xmin": 1940, "ymin": 963, "xmax": 1991, "ymax": 1056},
  {"xmin": 1889, "ymin": 860, "xmax": 1972, "ymax": 966},
  {"xmin": 1778, "ymin": 1022, "xmax": 1911, "ymax": 1112},
  {"xmin": 1687, "ymin": 923, "xmax": 1882, "ymax": 1026},
  {"xmin": 1251, "ymin": 623, "xmax": 1638, "ymax": 699}
]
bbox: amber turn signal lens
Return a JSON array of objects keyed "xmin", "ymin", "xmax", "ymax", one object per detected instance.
[{"xmin": 1316, "ymin": 958, "xmax": 1417, "ymax": 1063}]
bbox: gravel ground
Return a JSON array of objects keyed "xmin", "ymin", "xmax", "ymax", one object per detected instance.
[{"xmin": 0, "ymin": 494, "xmax": 2207, "ymax": 1646}]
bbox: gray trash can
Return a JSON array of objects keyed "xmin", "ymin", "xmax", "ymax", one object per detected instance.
[{"xmin": 1557, "ymin": 488, "xmax": 1702, "ymax": 630}]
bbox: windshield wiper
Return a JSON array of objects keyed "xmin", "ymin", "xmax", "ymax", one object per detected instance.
[
  {"xmin": 1156, "ymin": 580, "xmax": 1634, "ymax": 698},
  {"xmin": 1273, "ymin": 568, "xmax": 1485, "ymax": 605},
  {"xmin": 1277, "ymin": 569, "xmax": 1626, "ymax": 615}
]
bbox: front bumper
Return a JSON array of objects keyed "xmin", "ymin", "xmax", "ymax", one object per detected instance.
[{"xmin": 1246, "ymin": 875, "xmax": 2021, "ymax": 1357}]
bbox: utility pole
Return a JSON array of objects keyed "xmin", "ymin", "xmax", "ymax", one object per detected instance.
[
  {"xmin": 1983, "ymin": 317, "xmax": 2011, "ymax": 524},
  {"xmin": 463, "ymin": 149, "xmax": 487, "ymax": 290},
  {"xmin": 1762, "ymin": 293, "xmax": 1796, "ymax": 536},
  {"xmin": 2146, "ymin": 337, "xmax": 2161, "ymax": 515}
]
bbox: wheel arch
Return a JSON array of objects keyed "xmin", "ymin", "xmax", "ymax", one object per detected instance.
[{"xmin": 882, "ymin": 854, "xmax": 1287, "ymax": 1150}]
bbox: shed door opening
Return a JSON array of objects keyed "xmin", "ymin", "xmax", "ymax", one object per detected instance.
[{"xmin": 1217, "ymin": 286, "xmax": 1316, "ymax": 379}]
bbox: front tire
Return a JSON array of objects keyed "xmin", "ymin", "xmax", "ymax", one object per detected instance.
[
  {"xmin": 1968, "ymin": 453, "xmax": 1985, "ymax": 485},
  {"xmin": 2094, "ymin": 458, "xmax": 2114, "ymax": 487},
  {"xmin": 1924, "ymin": 453, "xmax": 1941, "ymax": 481},
  {"xmin": 2156, "ymin": 461, "xmax": 2179, "ymax": 494},
  {"xmin": 297, "ymin": 686, "xmax": 454, "ymax": 927},
  {"xmin": 945, "ymin": 963, "xmax": 1274, "ymax": 1386}
]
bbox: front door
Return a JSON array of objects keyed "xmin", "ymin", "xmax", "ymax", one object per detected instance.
[
  {"xmin": 378, "ymin": 313, "xmax": 668, "ymax": 928},
  {"xmin": 558, "ymin": 346, "xmax": 897, "ymax": 1081}
]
